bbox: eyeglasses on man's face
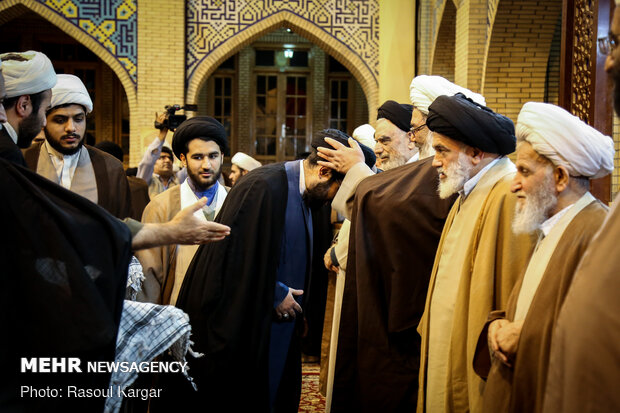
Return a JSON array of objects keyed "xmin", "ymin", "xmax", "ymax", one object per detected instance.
[
  {"xmin": 409, "ymin": 124, "xmax": 427, "ymax": 137},
  {"xmin": 599, "ymin": 32, "xmax": 619, "ymax": 55}
]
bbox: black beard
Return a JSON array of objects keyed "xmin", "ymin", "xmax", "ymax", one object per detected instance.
[
  {"xmin": 188, "ymin": 167, "xmax": 222, "ymax": 191},
  {"xmin": 303, "ymin": 179, "xmax": 334, "ymax": 209},
  {"xmin": 16, "ymin": 111, "xmax": 44, "ymax": 148},
  {"xmin": 44, "ymin": 129, "xmax": 85, "ymax": 155}
]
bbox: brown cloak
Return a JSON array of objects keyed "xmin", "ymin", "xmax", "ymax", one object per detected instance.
[
  {"xmin": 24, "ymin": 141, "xmax": 132, "ymax": 219},
  {"xmin": 543, "ymin": 200, "xmax": 620, "ymax": 413},
  {"xmin": 474, "ymin": 200, "xmax": 607, "ymax": 413},
  {"xmin": 332, "ymin": 157, "xmax": 456, "ymax": 412}
]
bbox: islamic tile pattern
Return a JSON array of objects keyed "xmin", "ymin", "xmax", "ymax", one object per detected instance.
[
  {"xmin": 186, "ymin": 0, "xmax": 379, "ymax": 82},
  {"xmin": 36, "ymin": 0, "xmax": 137, "ymax": 83}
]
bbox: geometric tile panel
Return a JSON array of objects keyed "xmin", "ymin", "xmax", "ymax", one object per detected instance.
[
  {"xmin": 37, "ymin": 0, "xmax": 137, "ymax": 84},
  {"xmin": 187, "ymin": 0, "xmax": 379, "ymax": 82}
]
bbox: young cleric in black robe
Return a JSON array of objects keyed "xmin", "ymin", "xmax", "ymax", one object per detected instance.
[{"xmin": 153, "ymin": 130, "xmax": 376, "ymax": 413}]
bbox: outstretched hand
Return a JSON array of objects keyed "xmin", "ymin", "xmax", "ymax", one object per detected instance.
[
  {"xmin": 317, "ymin": 137, "xmax": 366, "ymax": 174},
  {"xmin": 168, "ymin": 197, "xmax": 231, "ymax": 244}
]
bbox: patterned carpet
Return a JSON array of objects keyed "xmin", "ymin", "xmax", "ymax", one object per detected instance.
[{"xmin": 299, "ymin": 363, "xmax": 325, "ymax": 412}]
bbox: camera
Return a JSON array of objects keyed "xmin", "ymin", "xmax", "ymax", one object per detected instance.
[{"xmin": 154, "ymin": 104, "xmax": 198, "ymax": 131}]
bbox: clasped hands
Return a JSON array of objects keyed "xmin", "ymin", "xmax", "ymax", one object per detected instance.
[{"xmin": 487, "ymin": 319, "xmax": 524, "ymax": 368}]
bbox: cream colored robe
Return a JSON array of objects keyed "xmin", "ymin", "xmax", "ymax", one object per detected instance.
[
  {"xmin": 135, "ymin": 181, "xmax": 227, "ymax": 304},
  {"xmin": 417, "ymin": 157, "xmax": 536, "ymax": 413}
]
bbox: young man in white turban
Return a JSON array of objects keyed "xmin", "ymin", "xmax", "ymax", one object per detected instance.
[
  {"xmin": 22, "ymin": 74, "xmax": 132, "ymax": 219},
  {"xmin": 416, "ymin": 93, "xmax": 536, "ymax": 413},
  {"xmin": 473, "ymin": 102, "xmax": 613, "ymax": 413},
  {"xmin": 0, "ymin": 51, "xmax": 55, "ymax": 165},
  {"xmin": 542, "ymin": 2, "xmax": 620, "ymax": 411},
  {"xmin": 229, "ymin": 151, "xmax": 262, "ymax": 186}
]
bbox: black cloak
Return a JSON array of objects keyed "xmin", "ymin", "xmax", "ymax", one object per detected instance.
[
  {"xmin": 0, "ymin": 158, "xmax": 131, "ymax": 412},
  {"xmin": 332, "ymin": 157, "xmax": 456, "ymax": 412},
  {"xmin": 152, "ymin": 163, "xmax": 289, "ymax": 412}
]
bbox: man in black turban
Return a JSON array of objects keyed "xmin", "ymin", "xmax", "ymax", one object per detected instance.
[
  {"xmin": 417, "ymin": 93, "xmax": 536, "ymax": 413},
  {"xmin": 375, "ymin": 100, "xmax": 418, "ymax": 170},
  {"xmin": 152, "ymin": 129, "xmax": 375, "ymax": 413},
  {"xmin": 136, "ymin": 116, "xmax": 230, "ymax": 304}
]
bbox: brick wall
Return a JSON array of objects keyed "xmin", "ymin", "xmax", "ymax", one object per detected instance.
[
  {"xmin": 312, "ymin": 45, "xmax": 327, "ymax": 142},
  {"xmin": 483, "ymin": 0, "xmax": 562, "ymax": 122},
  {"xmin": 432, "ymin": 0, "xmax": 456, "ymax": 82},
  {"xmin": 131, "ymin": 0, "xmax": 185, "ymax": 165},
  {"xmin": 237, "ymin": 46, "xmax": 253, "ymax": 155},
  {"xmin": 614, "ymin": 114, "xmax": 620, "ymax": 199},
  {"xmin": 545, "ymin": 15, "xmax": 562, "ymax": 106},
  {"xmin": 454, "ymin": 0, "xmax": 487, "ymax": 93}
]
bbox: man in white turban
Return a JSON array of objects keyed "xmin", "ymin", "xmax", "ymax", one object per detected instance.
[
  {"xmin": 351, "ymin": 124, "xmax": 375, "ymax": 149},
  {"xmin": 542, "ymin": 3, "xmax": 620, "ymax": 411},
  {"xmin": 409, "ymin": 75, "xmax": 486, "ymax": 159},
  {"xmin": 229, "ymin": 151, "xmax": 262, "ymax": 186},
  {"xmin": 474, "ymin": 102, "xmax": 613, "ymax": 413},
  {"xmin": 23, "ymin": 74, "xmax": 132, "ymax": 219},
  {"xmin": 0, "ymin": 51, "xmax": 55, "ymax": 164}
]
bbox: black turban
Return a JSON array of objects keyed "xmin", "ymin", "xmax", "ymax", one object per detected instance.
[
  {"xmin": 172, "ymin": 116, "xmax": 229, "ymax": 158},
  {"xmin": 311, "ymin": 128, "xmax": 376, "ymax": 169},
  {"xmin": 427, "ymin": 93, "xmax": 515, "ymax": 155},
  {"xmin": 377, "ymin": 100, "xmax": 413, "ymax": 132}
]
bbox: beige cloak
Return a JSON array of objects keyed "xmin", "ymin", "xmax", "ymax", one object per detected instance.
[{"xmin": 417, "ymin": 157, "xmax": 536, "ymax": 413}]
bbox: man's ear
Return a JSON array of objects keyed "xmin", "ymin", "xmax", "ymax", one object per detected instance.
[
  {"xmin": 15, "ymin": 95, "xmax": 32, "ymax": 118},
  {"xmin": 179, "ymin": 153, "xmax": 187, "ymax": 167},
  {"xmin": 469, "ymin": 147, "xmax": 484, "ymax": 166},
  {"xmin": 554, "ymin": 165, "xmax": 570, "ymax": 193},
  {"xmin": 318, "ymin": 165, "xmax": 333, "ymax": 181}
]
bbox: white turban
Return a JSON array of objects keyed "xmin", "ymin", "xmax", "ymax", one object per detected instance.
[
  {"xmin": 352, "ymin": 124, "xmax": 376, "ymax": 148},
  {"xmin": 231, "ymin": 152, "xmax": 261, "ymax": 172},
  {"xmin": 50, "ymin": 74, "xmax": 93, "ymax": 114},
  {"xmin": 517, "ymin": 102, "xmax": 614, "ymax": 179},
  {"xmin": 409, "ymin": 75, "xmax": 486, "ymax": 115},
  {"xmin": 0, "ymin": 51, "xmax": 57, "ymax": 98}
]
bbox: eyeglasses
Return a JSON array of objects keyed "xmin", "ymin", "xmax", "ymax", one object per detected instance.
[
  {"xmin": 409, "ymin": 124, "xmax": 427, "ymax": 136},
  {"xmin": 598, "ymin": 32, "xmax": 619, "ymax": 55}
]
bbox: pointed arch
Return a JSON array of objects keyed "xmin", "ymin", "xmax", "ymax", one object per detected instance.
[
  {"xmin": 186, "ymin": 10, "xmax": 379, "ymax": 118},
  {"xmin": 0, "ymin": 0, "xmax": 136, "ymax": 111}
]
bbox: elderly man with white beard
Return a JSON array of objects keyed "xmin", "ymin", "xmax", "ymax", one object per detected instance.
[
  {"xmin": 416, "ymin": 93, "xmax": 537, "ymax": 413},
  {"xmin": 471, "ymin": 102, "xmax": 614, "ymax": 413}
]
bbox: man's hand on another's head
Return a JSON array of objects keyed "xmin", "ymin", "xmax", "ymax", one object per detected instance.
[{"xmin": 317, "ymin": 137, "xmax": 365, "ymax": 174}]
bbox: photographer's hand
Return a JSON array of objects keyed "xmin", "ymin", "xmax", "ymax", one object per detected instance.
[{"xmin": 155, "ymin": 112, "xmax": 169, "ymax": 139}]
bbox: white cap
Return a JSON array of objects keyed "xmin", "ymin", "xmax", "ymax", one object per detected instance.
[
  {"xmin": 232, "ymin": 152, "xmax": 262, "ymax": 171},
  {"xmin": 517, "ymin": 102, "xmax": 614, "ymax": 179},
  {"xmin": 0, "ymin": 51, "xmax": 57, "ymax": 98},
  {"xmin": 409, "ymin": 75, "xmax": 485, "ymax": 115},
  {"xmin": 50, "ymin": 74, "xmax": 93, "ymax": 114},
  {"xmin": 352, "ymin": 124, "xmax": 376, "ymax": 148}
]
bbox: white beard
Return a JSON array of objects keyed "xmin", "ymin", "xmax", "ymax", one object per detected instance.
[
  {"xmin": 437, "ymin": 151, "xmax": 473, "ymax": 199},
  {"xmin": 512, "ymin": 172, "xmax": 557, "ymax": 234},
  {"xmin": 381, "ymin": 153, "xmax": 408, "ymax": 171},
  {"xmin": 418, "ymin": 131, "xmax": 436, "ymax": 159}
]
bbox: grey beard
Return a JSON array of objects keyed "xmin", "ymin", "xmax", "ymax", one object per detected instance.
[
  {"xmin": 512, "ymin": 174, "xmax": 557, "ymax": 234},
  {"xmin": 437, "ymin": 151, "xmax": 472, "ymax": 199},
  {"xmin": 381, "ymin": 154, "xmax": 408, "ymax": 171},
  {"xmin": 417, "ymin": 131, "xmax": 436, "ymax": 159}
]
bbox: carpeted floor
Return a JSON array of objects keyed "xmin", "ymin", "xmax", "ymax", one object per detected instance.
[{"xmin": 299, "ymin": 363, "xmax": 325, "ymax": 412}]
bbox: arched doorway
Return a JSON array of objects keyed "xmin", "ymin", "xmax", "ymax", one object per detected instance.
[
  {"xmin": 195, "ymin": 28, "xmax": 369, "ymax": 164},
  {"xmin": 431, "ymin": 0, "xmax": 456, "ymax": 82},
  {"xmin": 0, "ymin": 5, "xmax": 131, "ymax": 164}
]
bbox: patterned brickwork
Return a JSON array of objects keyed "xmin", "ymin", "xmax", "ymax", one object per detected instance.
[
  {"xmin": 14, "ymin": 0, "xmax": 138, "ymax": 83},
  {"xmin": 237, "ymin": 46, "xmax": 253, "ymax": 155},
  {"xmin": 186, "ymin": 0, "xmax": 378, "ymax": 81},
  {"xmin": 312, "ymin": 44, "xmax": 327, "ymax": 141},
  {"xmin": 431, "ymin": 0, "xmax": 455, "ymax": 81},
  {"xmin": 454, "ymin": 0, "xmax": 486, "ymax": 92},
  {"xmin": 483, "ymin": 0, "xmax": 562, "ymax": 122},
  {"xmin": 185, "ymin": 1, "xmax": 379, "ymax": 118},
  {"xmin": 131, "ymin": 0, "xmax": 185, "ymax": 165}
]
